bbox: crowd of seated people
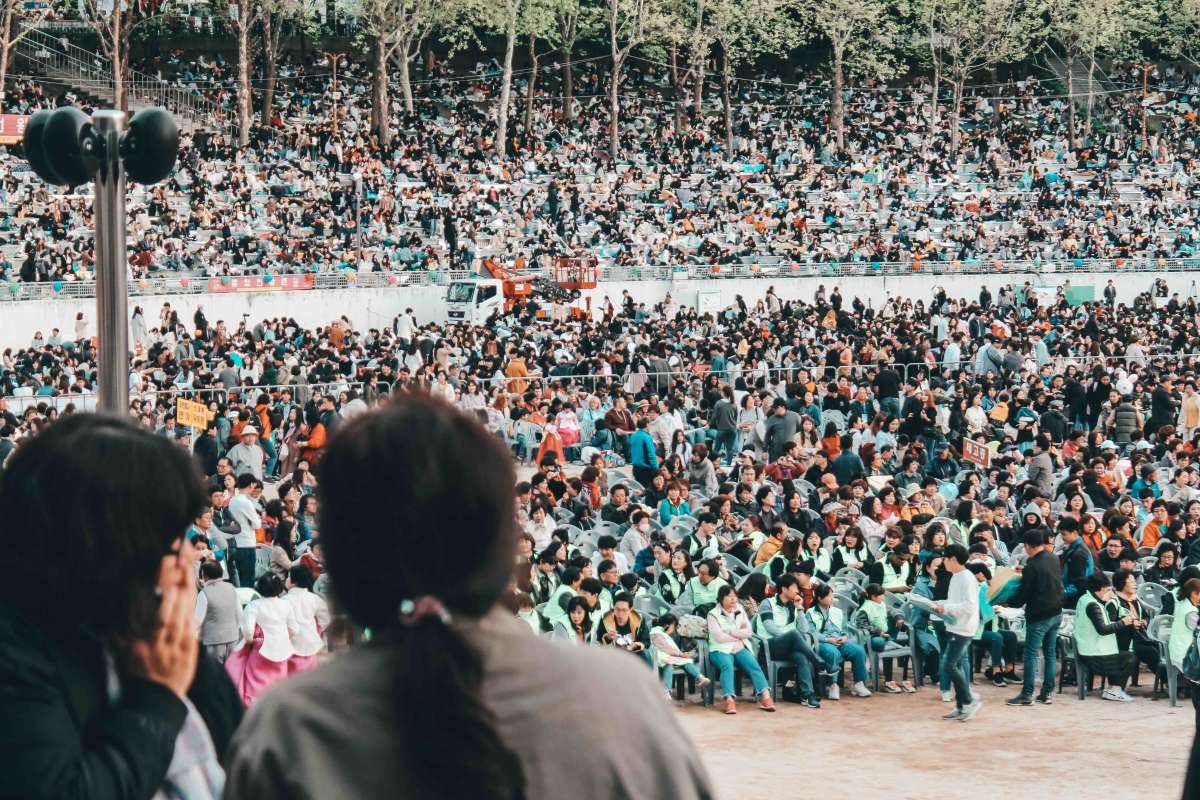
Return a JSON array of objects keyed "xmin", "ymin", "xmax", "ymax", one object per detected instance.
[
  {"xmin": 5, "ymin": 45, "xmax": 1200, "ymax": 287},
  {"xmin": 6, "ymin": 276, "xmax": 1199, "ymax": 720}
]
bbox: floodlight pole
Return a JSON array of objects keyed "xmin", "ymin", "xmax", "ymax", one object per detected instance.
[{"xmin": 92, "ymin": 110, "xmax": 129, "ymax": 414}]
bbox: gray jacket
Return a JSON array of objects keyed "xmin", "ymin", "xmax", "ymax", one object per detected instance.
[
  {"xmin": 1026, "ymin": 450, "xmax": 1055, "ymax": 497},
  {"xmin": 223, "ymin": 610, "xmax": 715, "ymax": 799}
]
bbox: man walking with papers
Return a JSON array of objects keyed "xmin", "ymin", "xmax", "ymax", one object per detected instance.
[{"xmin": 931, "ymin": 545, "xmax": 982, "ymax": 721}]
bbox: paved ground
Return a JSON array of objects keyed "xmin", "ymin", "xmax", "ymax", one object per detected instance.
[{"xmin": 675, "ymin": 681, "xmax": 1193, "ymax": 799}]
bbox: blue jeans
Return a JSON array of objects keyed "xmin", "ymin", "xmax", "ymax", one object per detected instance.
[
  {"xmin": 710, "ymin": 648, "xmax": 769, "ymax": 698},
  {"xmin": 712, "ymin": 429, "xmax": 740, "ymax": 464},
  {"xmin": 980, "ymin": 629, "xmax": 1019, "ymax": 668},
  {"xmin": 261, "ymin": 434, "xmax": 278, "ymax": 477},
  {"xmin": 768, "ymin": 630, "xmax": 817, "ymax": 697},
  {"xmin": 818, "ymin": 639, "xmax": 868, "ymax": 683},
  {"xmin": 1022, "ymin": 614, "xmax": 1061, "ymax": 698},
  {"xmin": 880, "ymin": 397, "xmax": 901, "ymax": 418},
  {"xmin": 936, "ymin": 625, "xmax": 971, "ymax": 692},
  {"xmin": 941, "ymin": 632, "xmax": 974, "ymax": 709},
  {"xmin": 661, "ymin": 661, "xmax": 702, "ymax": 690}
]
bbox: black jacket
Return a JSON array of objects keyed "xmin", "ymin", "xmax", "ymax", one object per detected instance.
[
  {"xmin": 1011, "ymin": 550, "xmax": 1064, "ymax": 623},
  {"xmin": 0, "ymin": 601, "xmax": 243, "ymax": 800}
]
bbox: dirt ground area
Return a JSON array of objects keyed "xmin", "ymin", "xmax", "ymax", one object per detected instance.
[{"xmin": 675, "ymin": 680, "xmax": 1193, "ymax": 799}]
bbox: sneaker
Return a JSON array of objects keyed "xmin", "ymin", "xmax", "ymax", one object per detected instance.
[
  {"xmin": 959, "ymin": 699, "xmax": 983, "ymax": 721},
  {"xmin": 992, "ymin": 676, "xmax": 1007, "ymax": 688},
  {"xmin": 884, "ymin": 680, "xmax": 903, "ymax": 693},
  {"xmin": 759, "ymin": 691, "xmax": 776, "ymax": 712},
  {"xmin": 851, "ymin": 681, "xmax": 873, "ymax": 698},
  {"xmin": 1003, "ymin": 670, "xmax": 1021, "ymax": 685},
  {"xmin": 803, "ymin": 695, "xmax": 822, "ymax": 709},
  {"xmin": 940, "ymin": 690, "xmax": 953, "ymax": 702},
  {"xmin": 827, "ymin": 683, "xmax": 841, "ymax": 701},
  {"xmin": 970, "ymin": 690, "xmax": 980, "ymax": 702},
  {"xmin": 942, "ymin": 709, "xmax": 966, "ymax": 721},
  {"xmin": 723, "ymin": 696, "xmax": 737, "ymax": 715},
  {"xmin": 1102, "ymin": 687, "xmax": 1134, "ymax": 703},
  {"xmin": 1036, "ymin": 694, "xmax": 1053, "ymax": 705},
  {"xmin": 900, "ymin": 681, "xmax": 916, "ymax": 693},
  {"xmin": 697, "ymin": 675, "xmax": 712, "ymax": 688},
  {"xmin": 1006, "ymin": 694, "xmax": 1033, "ymax": 706}
]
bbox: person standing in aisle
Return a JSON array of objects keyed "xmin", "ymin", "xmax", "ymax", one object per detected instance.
[{"xmin": 933, "ymin": 545, "xmax": 982, "ymax": 721}]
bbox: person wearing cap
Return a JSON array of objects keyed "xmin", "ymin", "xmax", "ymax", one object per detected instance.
[{"xmin": 228, "ymin": 425, "xmax": 265, "ymax": 481}]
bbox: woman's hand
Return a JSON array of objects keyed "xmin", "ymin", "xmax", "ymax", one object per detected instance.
[{"xmin": 125, "ymin": 541, "xmax": 199, "ymax": 700}]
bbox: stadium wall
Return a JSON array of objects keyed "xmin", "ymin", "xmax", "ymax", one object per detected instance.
[{"xmin": 0, "ymin": 270, "xmax": 1193, "ymax": 350}]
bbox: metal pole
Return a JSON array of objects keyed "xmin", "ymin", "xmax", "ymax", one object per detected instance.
[{"xmin": 92, "ymin": 110, "xmax": 129, "ymax": 414}]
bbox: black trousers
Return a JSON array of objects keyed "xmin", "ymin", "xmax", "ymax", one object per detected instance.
[{"xmin": 1080, "ymin": 651, "xmax": 1137, "ymax": 690}]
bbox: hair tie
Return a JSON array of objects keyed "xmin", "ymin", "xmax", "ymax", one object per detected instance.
[{"xmin": 398, "ymin": 596, "xmax": 452, "ymax": 626}]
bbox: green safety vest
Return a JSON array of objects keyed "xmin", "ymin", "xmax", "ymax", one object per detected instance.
[
  {"xmin": 1170, "ymin": 598, "xmax": 1198, "ymax": 667},
  {"xmin": 754, "ymin": 552, "xmax": 787, "ymax": 577},
  {"xmin": 857, "ymin": 598, "xmax": 888, "ymax": 634},
  {"xmin": 544, "ymin": 585, "xmax": 577, "ymax": 626},
  {"xmin": 1075, "ymin": 592, "xmax": 1118, "ymax": 657},
  {"xmin": 881, "ymin": 558, "xmax": 910, "ymax": 590},
  {"xmin": 658, "ymin": 571, "xmax": 683, "ymax": 602},
  {"xmin": 687, "ymin": 576, "xmax": 728, "ymax": 609},
  {"xmin": 707, "ymin": 607, "xmax": 747, "ymax": 654},
  {"xmin": 804, "ymin": 549, "xmax": 832, "ymax": 577},
  {"xmin": 808, "ymin": 604, "xmax": 845, "ymax": 637},
  {"xmin": 753, "ymin": 597, "xmax": 798, "ymax": 640}
]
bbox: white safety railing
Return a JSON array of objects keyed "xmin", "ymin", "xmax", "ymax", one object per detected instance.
[
  {"xmin": 0, "ymin": 256, "xmax": 1196, "ymax": 302},
  {"xmin": 5, "ymin": 380, "xmax": 365, "ymax": 416}
]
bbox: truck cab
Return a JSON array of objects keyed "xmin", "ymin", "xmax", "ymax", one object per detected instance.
[{"xmin": 445, "ymin": 279, "xmax": 504, "ymax": 325}]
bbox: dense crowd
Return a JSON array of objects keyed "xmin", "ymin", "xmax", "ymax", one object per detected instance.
[
  {"xmin": 5, "ymin": 275, "xmax": 1200, "ymax": 722},
  {"xmin": 6, "ymin": 51, "xmax": 1200, "ymax": 286}
]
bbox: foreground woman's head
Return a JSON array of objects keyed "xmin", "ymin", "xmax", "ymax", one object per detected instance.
[
  {"xmin": 0, "ymin": 413, "xmax": 206, "ymax": 637},
  {"xmin": 318, "ymin": 393, "xmax": 525, "ymax": 799}
]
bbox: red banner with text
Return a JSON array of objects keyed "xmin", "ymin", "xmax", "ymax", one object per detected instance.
[{"xmin": 207, "ymin": 275, "xmax": 315, "ymax": 293}]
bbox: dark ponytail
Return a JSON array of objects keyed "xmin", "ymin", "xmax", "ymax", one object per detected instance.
[{"xmin": 319, "ymin": 394, "xmax": 525, "ymax": 799}]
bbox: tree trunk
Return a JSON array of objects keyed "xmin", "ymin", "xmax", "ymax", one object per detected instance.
[
  {"xmin": 112, "ymin": 12, "xmax": 125, "ymax": 112},
  {"xmin": 560, "ymin": 42, "xmax": 573, "ymax": 122},
  {"xmin": 1066, "ymin": 49, "xmax": 1076, "ymax": 151},
  {"xmin": 949, "ymin": 74, "xmax": 964, "ymax": 155},
  {"xmin": 398, "ymin": 45, "xmax": 414, "ymax": 115},
  {"xmin": 929, "ymin": 62, "xmax": 940, "ymax": 137},
  {"xmin": 609, "ymin": 55, "xmax": 621, "ymax": 160},
  {"xmin": 1086, "ymin": 51, "xmax": 1097, "ymax": 134},
  {"xmin": 524, "ymin": 36, "xmax": 538, "ymax": 139},
  {"xmin": 1141, "ymin": 63, "xmax": 1148, "ymax": 152},
  {"xmin": 691, "ymin": 0, "xmax": 704, "ymax": 116},
  {"xmin": 495, "ymin": 25, "xmax": 516, "ymax": 158},
  {"xmin": 261, "ymin": 12, "xmax": 280, "ymax": 127},
  {"xmin": 670, "ymin": 43, "xmax": 682, "ymax": 133},
  {"xmin": 236, "ymin": 11, "xmax": 252, "ymax": 147},
  {"xmin": 721, "ymin": 44, "xmax": 732, "ymax": 153},
  {"xmin": 0, "ymin": 2, "xmax": 13, "ymax": 109},
  {"xmin": 830, "ymin": 44, "xmax": 844, "ymax": 152},
  {"xmin": 371, "ymin": 36, "xmax": 391, "ymax": 147}
]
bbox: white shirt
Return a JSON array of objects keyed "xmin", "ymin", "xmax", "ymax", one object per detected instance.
[
  {"xmin": 228, "ymin": 493, "xmax": 261, "ymax": 549},
  {"xmin": 941, "ymin": 569, "xmax": 981, "ymax": 638},
  {"xmin": 285, "ymin": 587, "xmax": 331, "ymax": 657},
  {"xmin": 242, "ymin": 596, "xmax": 298, "ymax": 662}
]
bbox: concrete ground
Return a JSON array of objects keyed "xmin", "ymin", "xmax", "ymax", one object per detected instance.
[{"xmin": 675, "ymin": 680, "xmax": 1193, "ymax": 799}]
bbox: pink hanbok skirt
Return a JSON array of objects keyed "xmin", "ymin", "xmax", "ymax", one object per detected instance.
[{"xmin": 224, "ymin": 626, "xmax": 289, "ymax": 706}]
